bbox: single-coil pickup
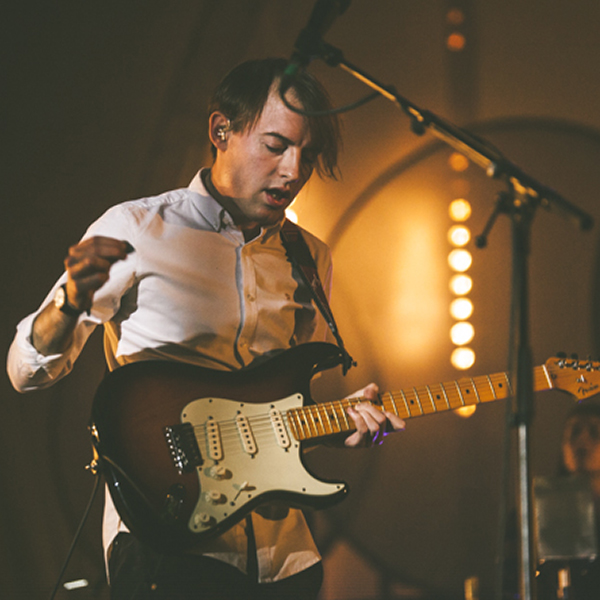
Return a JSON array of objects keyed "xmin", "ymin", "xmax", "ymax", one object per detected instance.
[
  {"xmin": 269, "ymin": 408, "xmax": 290, "ymax": 448},
  {"xmin": 205, "ymin": 417, "xmax": 223, "ymax": 461},
  {"xmin": 236, "ymin": 414, "xmax": 257, "ymax": 455}
]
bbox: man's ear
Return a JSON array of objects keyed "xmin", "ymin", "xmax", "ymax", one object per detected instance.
[{"xmin": 209, "ymin": 112, "xmax": 232, "ymax": 151}]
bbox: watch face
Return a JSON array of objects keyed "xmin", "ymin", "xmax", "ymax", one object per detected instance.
[{"xmin": 54, "ymin": 286, "xmax": 66, "ymax": 309}]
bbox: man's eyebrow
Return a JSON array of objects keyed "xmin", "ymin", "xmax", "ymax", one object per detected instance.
[
  {"xmin": 263, "ymin": 132, "xmax": 295, "ymax": 145},
  {"xmin": 263, "ymin": 131, "xmax": 315, "ymax": 151}
]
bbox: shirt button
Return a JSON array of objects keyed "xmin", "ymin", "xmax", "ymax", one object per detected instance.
[{"xmin": 246, "ymin": 293, "xmax": 255, "ymax": 302}]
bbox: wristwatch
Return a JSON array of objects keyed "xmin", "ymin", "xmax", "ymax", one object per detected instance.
[{"xmin": 54, "ymin": 284, "xmax": 84, "ymax": 317}]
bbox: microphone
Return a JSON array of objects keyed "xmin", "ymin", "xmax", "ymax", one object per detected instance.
[{"xmin": 282, "ymin": 0, "xmax": 351, "ymax": 90}]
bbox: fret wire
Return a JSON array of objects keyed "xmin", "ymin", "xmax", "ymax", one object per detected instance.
[
  {"xmin": 315, "ymin": 404, "xmax": 327, "ymax": 436},
  {"xmin": 345, "ymin": 398, "xmax": 360, "ymax": 431},
  {"xmin": 425, "ymin": 385, "xmax": 437, "ymax": 412},
  {"xmin": 317, "ymin": 404, "xmax": 328, "ymax": 434},
  {"xmin": 329, "ymin": 402, "xmax": 342, "ymax": 432},
  {"xmin": 399, "ymin": 390, "xmax": 411, "ymax": 417},
  {"xmin": 470, "ymin": 378, "xmax": 481, "ymax": 403},
  {"xmin": 454, "ymin": 380, "xmax": 466, "ymax": 406},
  {"xmin": 284, "ymin": 408, "xmax": 302, "ymax": 440},
  {"xmin": 317, "ymin": 403, "xmax": 332, "ymax": 435},
  {"xmin": 311, "ymin": 404, "xmax": 322, "ymax": 436},
  {"xmin": 286, "ymin": 412, "xmax": 300, "ymax": 440},
  {"xmin": 412, "ymin": 387, "xmax": 424, "ymax": 414},
  {"xmin": 387, "ymin": 392, "xmax": 400, "ymax": 417},
  {"xmin": 439, "ymin": 383, "xmax": 451, "ymax": 410},
  {"xmin": 296, "ymin": 409, "xmax": 309, "ymax": 439},
  {"xmin": 503, "ymin": 372, "xmax": 513, "ymax": 396},
  {"xmin": 485, "ymin": 375, "xmax": 497, "ymax": 399},
  {"xmin": 340, "ymin": 401, "xmax": 351, "ymax": 430},
  {"xmin": 307, "ymin": 405, "xmax": 320, "ymax": 437},
  {"xmin": 488, "ymin": 374, "xmax": 505, "ymax": 399}
]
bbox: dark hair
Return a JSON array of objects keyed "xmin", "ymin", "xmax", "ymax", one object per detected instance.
[{"xmin": 207, "ymin": 58, "xmax": 341, "ymax": 179}]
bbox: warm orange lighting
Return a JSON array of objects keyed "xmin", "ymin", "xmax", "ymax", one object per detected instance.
[
  {"xmin": 447, "ymin": 32, "xmax": 466, "ymax": 51},
  {"xmin": 285, "ymin": 208, "xmax": 298, "ymax": 223},
  {"xmin": 450, "ymin": 298, "xmax": 473, "ymax": 320},
  {"xmin": 451, "ymin": 347, "xmax": 476, "ymax": 370},
  {"xmin": 448, "ymin": 153, "xmax": 470, "ymax": 173},
  {"xmin": 450, "ymin": 321, "xmax": 475, "ymax": 345},
  {"xmin": 454, "ymin": 405, "xmax": 477, "ymax": 418},
  {"xmin": 448, "ymin": 225, "xmax": 470, "ymax": 247},
  {"xmin": 450, "ymin": 274, "xmax": 473, "ymax": 295},
  {"xmin": 449, "ymin": 198, "xmax": 471, "ymax": 221},
  {"xmin": 446, "ymin": 8, "xmax": 465, "ymax": 26},
  {"xmin": 448, "ymin": 249, "xmax": 472, "ymax": 272}
]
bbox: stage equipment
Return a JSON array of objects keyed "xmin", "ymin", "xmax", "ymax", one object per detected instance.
[{"xmin": 281, "ymin": 2, "xmax": 594, "ymax": 599}]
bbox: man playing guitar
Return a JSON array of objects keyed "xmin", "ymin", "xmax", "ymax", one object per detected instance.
[{"xmin": 8, "ymin": 58, "xmax": 404, "ymax": 599}]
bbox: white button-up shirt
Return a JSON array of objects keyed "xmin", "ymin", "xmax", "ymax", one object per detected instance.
[{"xmin": 7, "ymin": 171, "xmax": 333, "ymax": 582}]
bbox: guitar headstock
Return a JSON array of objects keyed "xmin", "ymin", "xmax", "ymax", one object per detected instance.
[{"xmin": 545, "ymin": 355, "xmax": 600, "ymax": 400}]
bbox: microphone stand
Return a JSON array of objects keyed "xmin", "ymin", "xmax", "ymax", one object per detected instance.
[{"xmin": 307, "ymin": 40, "xmax": 593, "ymax": 600}]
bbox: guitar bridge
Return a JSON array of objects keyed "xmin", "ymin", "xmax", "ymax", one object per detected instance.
[{"xmin": 164, "ymin": 423, "xmax": 203, "ymax": 474}]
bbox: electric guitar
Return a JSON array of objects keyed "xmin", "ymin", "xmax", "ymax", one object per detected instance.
[{"xmin": 90, "ymin": 342, "xmax": 600, "ymax": 552}]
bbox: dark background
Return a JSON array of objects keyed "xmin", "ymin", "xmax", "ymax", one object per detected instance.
[{"xmin": 3, "ymin": 1, "xmax": 600, "ymax": 598}]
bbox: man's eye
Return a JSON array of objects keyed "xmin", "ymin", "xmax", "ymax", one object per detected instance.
[{"xmin": 266, "ymin": 145, "xmax": 285, "ymax": 154}]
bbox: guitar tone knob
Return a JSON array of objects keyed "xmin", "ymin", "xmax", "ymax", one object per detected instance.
[
  {"xmin": 194, "ymin": 512, "xmax": 214, "ymax": 528},
  {"xmin": 204, "ymin": 490, "xmax": 224, "ymax": 504}
]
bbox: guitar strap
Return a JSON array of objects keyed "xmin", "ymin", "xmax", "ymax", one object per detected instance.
[{"xmin": 280, "ymin": 219, "xmax": 355, "ymax": 375}]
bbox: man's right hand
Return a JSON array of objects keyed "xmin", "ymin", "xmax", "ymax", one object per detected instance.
[
  {"xmin": 63, "ymin": 236, "xmax": 133, "ymax": 312},
  {"xmin": 31, "ymin": 236, "xmax": 133, "ymax": 355}
]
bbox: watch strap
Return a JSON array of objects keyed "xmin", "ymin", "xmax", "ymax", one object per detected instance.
[{"xmin": 57, "ymin": 284, "xmax": 84, "ymax": 317}]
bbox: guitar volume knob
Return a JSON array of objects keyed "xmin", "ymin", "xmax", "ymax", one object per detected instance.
[{"xmin": 208, "ymin": 465, "xmax": 229, "ymax": 480}]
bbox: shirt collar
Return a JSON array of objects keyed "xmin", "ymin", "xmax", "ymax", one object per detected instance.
[
  {"xmin": 188, "ymin": 169, "xmax": 286, "ymax": 239},
  {"xmin": 188, "ymin": 169, "xmax": 229, "ymax": 232}
]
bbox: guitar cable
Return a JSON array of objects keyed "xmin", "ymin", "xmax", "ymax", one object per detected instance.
[
  {"xmin": 99, "ymin": 454, "xmax": 158, "ymax": 513},
  {"xmin": 47, "ymin": 450, "xmax": 160, "ymax": 600},
  {"xmin": 48, "ymin": 470, "xmax": 102, "ymax": 600}
]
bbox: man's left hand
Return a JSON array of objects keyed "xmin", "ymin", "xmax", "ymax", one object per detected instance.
[{"xmin": 344, "ymin": 383, "xmax": 405, "ymax": 448}]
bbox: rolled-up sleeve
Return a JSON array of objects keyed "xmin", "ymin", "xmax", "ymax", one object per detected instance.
[
  {"xmin": 6, "ymin": 288, "xmax": 100, "ymax": 392},
  {"xmin": 7, "ymin": 203, "xmax": 137, "ymax": 393}
]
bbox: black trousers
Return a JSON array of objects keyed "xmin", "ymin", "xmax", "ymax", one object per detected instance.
[{"xmin": 108, "ymin": 533, "xmax": 323, "ymax": 600}]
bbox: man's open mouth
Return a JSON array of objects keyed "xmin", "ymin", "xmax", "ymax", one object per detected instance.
[{"xmin": 266, "ymin": 188, "xmax": 291, "ymax": 204}]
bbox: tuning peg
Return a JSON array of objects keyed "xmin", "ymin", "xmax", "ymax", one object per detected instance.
[
  {"xmin": 586, "ymin": 355, "xmax": 600, "ymax": 371},
  {"xmin": 556, "ymin": 351, "xmax": 567, "ymax": 358}
]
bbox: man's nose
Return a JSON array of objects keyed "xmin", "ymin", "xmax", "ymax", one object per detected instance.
[{"xmin": 279, "ymin": 148, "xmax": 301, "ymax": 182}]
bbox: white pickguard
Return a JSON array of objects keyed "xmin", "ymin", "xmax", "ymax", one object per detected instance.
[{"xmin": 181, "ymin": 393, "xmax": 344, "ymax": 534}]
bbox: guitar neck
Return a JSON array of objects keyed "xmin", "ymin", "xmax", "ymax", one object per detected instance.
[{"xmin": 287, "ymin": 364, "xmax": 554, "ymax": 442}]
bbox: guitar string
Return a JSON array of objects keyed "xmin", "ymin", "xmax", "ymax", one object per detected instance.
[
  {"xmin": 188, "ymin": 374, "xmax": 504, "ymax": 438},
  {"xmin": 187, "ymin": 391, "xmax": 426, "ymax": 448},
  {"xmin": 185, "ymin": 366, "xmax": 570, "ymax": 453},
  {"xmin": 190, "ymin": 386, "xmax": 472, "ymax": 440},
  {"xmin": 190, "ymin": 405, "xmax": 359, "ymax": 450},
  {"xmin": 189, "ymin": 401, "xmax": 363, "ymax": 441},
  {"xmin": 187, "ymin": 367, "xmax": 551, "ymax": 440}
]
